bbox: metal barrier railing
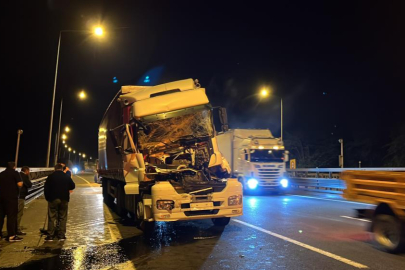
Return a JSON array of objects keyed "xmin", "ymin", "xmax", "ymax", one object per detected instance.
[
  {"xmin": 287, "ymin": 167, "xmax": 405, "ymax": 194},
  {"xmin": 0, "ymin": 167, "xmax": 53, "ymax": 203}
]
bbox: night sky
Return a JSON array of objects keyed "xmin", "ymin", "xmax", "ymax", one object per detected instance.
[{"xmin": 1, "ymin": 1, "xmax": 405, "ymax": 167}]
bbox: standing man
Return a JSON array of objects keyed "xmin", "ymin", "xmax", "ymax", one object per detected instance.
[
  {"xmin": 16, "ymin": 166, "xmax": 32, "ymax": 235},
  {"xmin": 44, "ymin": 163, "xmax": 75, "ymax": 241},
  {"xmin": 0, "ymin": 162, "xmax": 23, "ymax": 242}
]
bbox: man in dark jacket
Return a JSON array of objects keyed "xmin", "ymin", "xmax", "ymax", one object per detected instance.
[
  {"xmin": 16, "ymin": 166, "xmax": 32, "ymax": 235},
  {"xmin": 0, "ymin": 162, "xmax": 23, "ymax": 242},
  {"xmin": 44, "ymin": 163, "xmax": 75, "ymax": 241}
]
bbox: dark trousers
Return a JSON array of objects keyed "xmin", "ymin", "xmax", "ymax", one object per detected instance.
[
  {"xmin": 47, "ymin": 199, "xmax": 69, "ymax": 238},
  {"xmin": 17, "ymin": 199, "xmax": 25, "ymax": 231},
  {"xmin": 0, "ymin": 198, "xmax": 18, "ymax": 237}
]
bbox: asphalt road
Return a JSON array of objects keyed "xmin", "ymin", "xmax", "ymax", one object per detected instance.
[{"xmin": 1, "ymin": 173, "xmax": 404, "ymax": 269}]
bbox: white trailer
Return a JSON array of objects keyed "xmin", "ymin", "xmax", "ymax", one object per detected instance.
[{"xmin": 217, "ymin": 129, "xmax": 289, "ymax": 192}]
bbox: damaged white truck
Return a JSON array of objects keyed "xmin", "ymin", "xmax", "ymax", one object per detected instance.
[{"xmin": 97, "ymin": 79, "xmax": 243, "ymax": 227}]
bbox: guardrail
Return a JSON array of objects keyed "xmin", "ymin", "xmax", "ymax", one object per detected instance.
[
  {"xmin": 0, "ymin": 167, "xmax": 53, "ymax": 203},
  {"xmin": 286, "ymin": 167, "xmax": 405, "ymax": 194}
]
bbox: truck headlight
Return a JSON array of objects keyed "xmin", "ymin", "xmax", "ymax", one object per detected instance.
[
  {"xmin": 280, "ymin": 178, "xmax": 289, "ymax": 188},
  {"xmin": 247, "ymin": 178, "xmax": 258, "ymax": 189},
  {"xmin": 228, "ymin": 194, "xmax": 242, "ymax": 206},
  {"xmin": 156, "ymin": 200, "xmax": 175, "ymax": 210}
]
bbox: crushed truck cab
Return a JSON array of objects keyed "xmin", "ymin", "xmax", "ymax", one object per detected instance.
[{"xmin": 98, "ymin": 79, "xmax": 243, "ymax": 227}]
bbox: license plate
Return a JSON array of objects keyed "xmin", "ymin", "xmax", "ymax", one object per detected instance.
[{"xmin": 190, "ymin": 202, "xmax": 213, "ymax": 209}]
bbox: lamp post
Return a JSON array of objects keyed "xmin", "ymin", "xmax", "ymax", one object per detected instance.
[
  {"xmin": 54, "ymin": 90, "xmax": 87, "ymax": 164},
  {"xmin": 15, "ymin": 129, "xmax": 23, "ymax": 167},
  {"xmin": 260, "ymin": 88, "xmax": 283, "ymax": 141},
  {"xmin": 68, "ymin": 147, "xmax": 72, "ymax": 163},
  {"xmin": 338, "ymin": 139, "xmax": 344, "ymax": 168},
  {"xmin": 46, "ymin": 27, "xmax": 104, "ymax": 167}
]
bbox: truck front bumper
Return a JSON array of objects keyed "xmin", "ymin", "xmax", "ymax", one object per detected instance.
[
  {"xmin": 154, "ymin": 207, "xmax": 243, "ymax": 222},
  {"xmin": 150, "ymin": 179, "xmax": 243, "ymax": 222}
]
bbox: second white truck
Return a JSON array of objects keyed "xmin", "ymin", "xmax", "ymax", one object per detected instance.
[{"xmin": 217, "ymin": 129, "xmax": 289, "ymax": 193}]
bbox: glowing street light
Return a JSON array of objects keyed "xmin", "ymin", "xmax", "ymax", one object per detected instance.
[
  {"xmin": 259, "ymin": 86, "xmax": 283, "ymax": 140},
  {"xmin": 65, "ymin": 126, "xmax": 70, "ymax": 133},
  {"xmin": 68, "ymin": 147, "xmax": 72, "ymax": 152},
  {"xmin": 62, "ymin": 140, "xmax": 66, "ymax": 144},
  {"xmin": 94, "ymin": 26, "xmax": 104, "ymax": 36},
  {"xmin": 260, "ymin": 88, "xmax": 269, "ymax": 98},
  {"xmin": 61, "ymin": 134, "xmax": 67, "ymax": 140},
  {"xmin": 82, "ymin": 154, "xmax": 86, "ymax": 158},
  {"xmin": 79, "ymin": 90, "xmax": 87, "ymax": 100},
  {"xmin": 65, "ymin": 144, "xmax": 68, "ymax": 148},
  {"xmin": 73, "ymin": 150, "xmax": 76, "ymax": 154}
]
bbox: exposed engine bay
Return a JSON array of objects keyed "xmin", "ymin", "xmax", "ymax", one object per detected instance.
[{"xmin": 132, "ymin": 108, "xmax": 229, "ymax": 194}]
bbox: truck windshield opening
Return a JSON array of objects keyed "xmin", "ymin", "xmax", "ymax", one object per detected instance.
[
  {"xmin": 250, "ymin": 149, "xmax": 284, "ymax": 163},
  {"xmin": 138, "ymin": 109, "xmax": 214, "ymax": 151}
]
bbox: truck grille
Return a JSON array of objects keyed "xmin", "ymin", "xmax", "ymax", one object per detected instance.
[{"xmin": 257, "ymin": 167, "xmax": 282, "ymax": 186}]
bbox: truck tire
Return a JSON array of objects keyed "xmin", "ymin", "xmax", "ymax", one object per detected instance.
[
  {"xmin": 212, "ymin": 217, "xmax": 231, "ymax": 226},
  {"xmin": 372, "ymin": 214, "xmax": 405, "ymax": 253}
]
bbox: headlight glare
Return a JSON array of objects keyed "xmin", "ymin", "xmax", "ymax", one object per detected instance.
[
  {"xmin": 247, "ymin": 178, "xmax": 258, "ymax": 189},
  {"xmin": 280, "ymin": 178, "xmax": 289, "ymax": 188}
]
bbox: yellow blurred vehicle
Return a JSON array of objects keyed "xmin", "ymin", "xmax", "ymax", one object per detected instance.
[{"xmin": 342, "ymin": 170, "xmax": 405, "ymax": 253}]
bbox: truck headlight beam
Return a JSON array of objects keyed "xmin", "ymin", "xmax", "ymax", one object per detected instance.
[
  {"xmin": 280, "ymin": 178, "xmax": 289, "ymax": 188},
  {"xmin": 247, "ymin": 178, "xmax": 258, "ymax": 189}
]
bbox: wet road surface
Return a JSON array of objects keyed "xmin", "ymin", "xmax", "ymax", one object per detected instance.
[{"xmin": 1, "ymin": 173, "xmax": 404, "ymax": 269}]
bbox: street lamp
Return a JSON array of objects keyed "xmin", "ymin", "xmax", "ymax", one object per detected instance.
[
  {"xmin": 78, "ymin": 90, "xmax": 87, "ymax": 100},
  {"xmin": 259, "ymin": 87, "xmax": 283, "ymax": 141},
  {"xmin": 65, "ymin": 126, "xmax": 70, "ymax": 132},
  {"xmin": 94, "ymin": 26, "xmax": 104, "ymax": 36},
  {"xmin": 68, "ymin": 147, "xmax": 72, "ymax": 163},
  {"xmin": 46, "ymin": 27, "xmax": 105, "ymax": 167},
  {"xmin": 338, "ymin": 139, "xmax": 344, "ymax": 168},
  {"xmin": 260, "ymin": 88, "xmax": 269, "ymax": 98}
]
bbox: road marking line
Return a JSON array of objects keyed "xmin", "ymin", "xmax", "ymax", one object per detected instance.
[
  {"xmin": 74, "ymin": 175, "xmax": 98, "ymax": 192},
  {"xmin": 340, "ymin": 216, "xmax": 371, "ymax": 223},
  {"xmin": 290, "ymin": 195, "xmax": 373, "ymax": 206},
  {"xmin": 233, "ymin": 219, "xmax": 368, "ymax": 269},
  {"xmin": 103, "ymin": 204, "xmax": 119, "ymax": 242}
]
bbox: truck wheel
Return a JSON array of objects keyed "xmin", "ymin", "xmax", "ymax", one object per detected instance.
[
  {"xmin": 212, "ymin": 217, "xmax": 231, "ymax": 226},
  {"xmin": 136, "ymin": 200, "xmax": 144, "ymax": 221},
  {"xmin": 372, "ymin": 214, "xmax": 405, "ymax": 253}
]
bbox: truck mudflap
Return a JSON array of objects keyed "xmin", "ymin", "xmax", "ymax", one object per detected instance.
[{"xmin": 150, "ymin": 178, "xmax": 243, "ymax": 222}]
